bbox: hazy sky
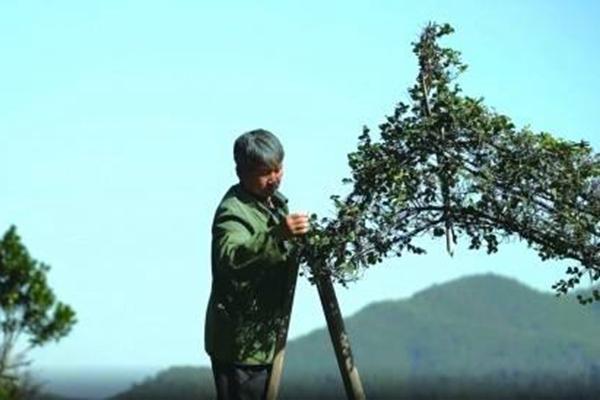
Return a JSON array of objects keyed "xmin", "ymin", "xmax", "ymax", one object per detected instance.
[{"xmin": 1, "ymin": 1, "xmax": 599, "ymax": 371}]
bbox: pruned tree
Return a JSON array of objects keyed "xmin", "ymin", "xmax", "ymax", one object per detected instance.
[
  {"xmin": 269, "ymin": 22, "xmax": 599, "ymax": 400},
  {"xmin": 300, "ymin": 23, "xmax": 599, "ymax": 301},
  {"xmin": 0, "ymin": 225, "xmax": 77, "ymax": 399}
]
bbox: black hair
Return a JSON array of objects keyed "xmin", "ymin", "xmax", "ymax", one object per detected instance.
[{"xmin": 234, "ymin": 129, "xmax": 284, "ymax": 170}]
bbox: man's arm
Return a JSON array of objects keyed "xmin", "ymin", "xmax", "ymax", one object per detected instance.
[{"xmin": 212, "ymin": 213, "xmax": 287, "ymax": 276}]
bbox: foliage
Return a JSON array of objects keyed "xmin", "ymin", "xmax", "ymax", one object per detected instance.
[
  {"xmin": 0, "ymin": 225, "xmax": 76, "ymax": 398},
  {"xmin": 111, "ymin": 366, "xmax": 215, "ymax": 400},
  {"xmin": 296, "ymin": 23, "xmax": 599, "ymax": 303}
]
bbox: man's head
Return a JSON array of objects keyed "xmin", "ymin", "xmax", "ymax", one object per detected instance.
[{"xmin": 234, "ymin": 129, "xmax": 284, "ymax": 199}]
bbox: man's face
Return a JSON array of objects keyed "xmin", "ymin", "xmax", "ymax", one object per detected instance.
[{"xmin": 239, "ymin": 162, "xmax": 284, "ymax": 199}]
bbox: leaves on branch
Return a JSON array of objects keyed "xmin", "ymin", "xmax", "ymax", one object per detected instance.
[
  {"xmin": 0, "ymin": 225, "xmax": 77, "ymax": 392},
  {"xmin": 295, "ymin": 23, "xmax": 599, "ymax": 303}
]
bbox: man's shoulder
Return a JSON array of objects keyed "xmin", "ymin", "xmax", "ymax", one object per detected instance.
[
  {"xmin": 213, "ymin": 183, "xmax": 289, "ymax": 224},
  {"xmin": 215, "ymin": 184, "xmax": 246, "ymax": 217}
]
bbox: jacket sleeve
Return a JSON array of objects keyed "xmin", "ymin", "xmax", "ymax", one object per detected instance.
[{"xmin": 212, "ymin": 212, "xmax": 287, "ymax": 276}]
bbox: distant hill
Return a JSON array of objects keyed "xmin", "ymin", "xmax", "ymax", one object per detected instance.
[
  {"xmin": 37, "ymin": 394, "xmax": 81, "ymax": 400},
  {"xmin": 111, "ymin": 274, "xmax": 600, "ymax": 399},
  {"xmin": 109, "ymin": 366, "xmax": 215, "ymax": 400}
]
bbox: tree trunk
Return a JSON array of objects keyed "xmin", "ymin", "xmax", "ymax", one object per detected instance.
[
  {"xmin": 266, "ymin": 262, "xmax": 300, "ymax": 400},
  {"xmin": 315, "ymin": 272, "xmax": 366, "ymax": 400},
  {"xmin": 266, "ymin": 262, "xmax": 366, "ymax": 400}
]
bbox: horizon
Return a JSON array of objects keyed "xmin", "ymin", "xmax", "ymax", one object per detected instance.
[
  {"xmin": 38, "ymin": 270, "xmax": 587, "ymax": 373},
  {"xmin": 33, "ymin": 271, "xmax": 599, "ymax": 399}
]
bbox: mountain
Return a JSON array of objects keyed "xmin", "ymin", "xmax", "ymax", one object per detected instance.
[
  {"xmin": 109, "ymin": 366, "xmax": 215, "ymax": 400},
  {"xmin": 111, "ymin": 273, "xmax": 600, "ymax": 399}
]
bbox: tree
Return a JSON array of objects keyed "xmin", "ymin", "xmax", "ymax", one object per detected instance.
[
  {"xmin": 0, "ymin": 225, "xmax": 77, "ymax": 399},
  {"xmin": 272, "ymin": 22, "xmax": 599, "ymax": 399},
  {"xmin": 300, "ymin": 22, "xmax": 599, "ymax": 301}
]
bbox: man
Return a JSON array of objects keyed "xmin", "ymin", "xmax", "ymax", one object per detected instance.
[{"xmin": 205, "ymin": 129, "xmax": 310, "ymax": 400}]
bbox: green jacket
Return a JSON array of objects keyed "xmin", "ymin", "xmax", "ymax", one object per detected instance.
[{"xmin": 204, "ymin": 183, "xmax": 297, "ymax": 365}]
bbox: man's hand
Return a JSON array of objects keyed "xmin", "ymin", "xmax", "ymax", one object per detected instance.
[{"xmin": 281, "ymin": 213, "xmax": 310, "ymax": 238}]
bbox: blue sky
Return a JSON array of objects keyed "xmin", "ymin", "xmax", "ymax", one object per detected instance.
[{"xmin": 1, "ymin": 1, "xmax": 599, "ymax": 371}]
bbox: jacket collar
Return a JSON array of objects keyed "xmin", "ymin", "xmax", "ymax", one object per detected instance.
[{"xmin": 233, "ymin": 183, "xmax": 288, "ymax": 211}]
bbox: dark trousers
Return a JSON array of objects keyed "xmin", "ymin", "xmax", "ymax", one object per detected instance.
[{"xmin": 211, "ymin": 357, "xmax": 273, "ymax": 400}]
